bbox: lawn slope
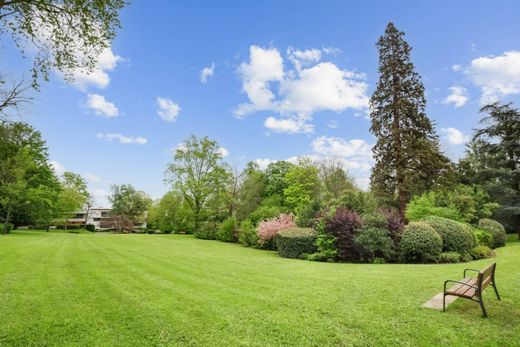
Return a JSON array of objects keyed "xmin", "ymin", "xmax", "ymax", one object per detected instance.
[{"xmin": 0, "ymin": 232, "xmax": 519, "ymax": 346}]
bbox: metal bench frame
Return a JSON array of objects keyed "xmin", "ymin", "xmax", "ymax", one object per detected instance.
[{"xmin": 443, "ymin": 263, "xmax": 501, "ymax": 318}]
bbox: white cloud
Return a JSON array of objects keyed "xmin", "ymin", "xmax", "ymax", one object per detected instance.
[
  {"xmin": 218, "ymin": 147, "xmax": 229, "ymax": 157},
  {"xmin": 264, "ymin": 116, "xmax": 314, "ymax": 134},
  {"xmin": 311, "ymin": 136, "xmax": 372, "ymax": 159},
  {"xmin": 50, "ymin": 160, "xmax": 65, "ymax": 175},
  {"xmin": 235, "ymin": 45, "xmax": 369, "ymax": 134},
  {"xmin": 327, "ymin": 120, "xmax": 338, "ymax": 129},
  {"xmin": 97, "ymin": 133, "xmax": 147, "ymax": 145},
  {"xmin": 441, "ymin": 127, "xmax": 470, "ymax": 145},
  {"xmin": 71, "ymin": 47, "xmax": 122, "ymax": 90},
  {"xmin": 200, "ymin": 63, "xmax": 215, "ymax": 84},
  {"xmin": 468, "ymin": 51, "xmax": 520, "ymax": 104},
  {"xmin": 452, "ymin": 64, "xmax": 461, "ymax": 72},
  {"xmin": 442, "ymin": 86, "xmax": 468, "ymax": 108},
  {"xmin": 254, "ymin": 158, "xmax": 275, "ymax": 170},
  {"xmin": 85, "ymin": 173, "xmax": 109, "ymax": 184},
  {"xmin": 156, "ymin": 97, "xmax": 181, "ymax": 122},
  {"xmin": 91, "ymin": 188, "xmax": 110, "ymax": 198},
  {"xmin": 86, "ymin": 94, "xmax": 119, "ymax": 117}
]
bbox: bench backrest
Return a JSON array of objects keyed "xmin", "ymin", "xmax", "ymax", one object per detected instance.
[{"xmin": 478, "ymin": 263, "xmax": 496, "ymax": 291}]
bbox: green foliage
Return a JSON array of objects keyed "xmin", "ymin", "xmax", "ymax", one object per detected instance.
[
  {"xmin": 478, "ymin": 219, "xmax": 507, "ymax": 248},
  {"xmin": 335, "ymin": 190, "xmax": 377, "ymax": 215},
  {"xmin": 421, "ymin": 216, "xmax": 476, "ymax": 255},
  {"xmin": 237, "ymin": 168, "xmax": 265, "ymax": 220},
  {"xmin": 355, "ymin": 226, "xmax": 394, "ymax": 263},
  {"xmin": 147, "ymin": 191, "xmax": 194, "ymax": 234},
  {"xmin": 0, "ymin": 0, "xmax": 125, "ymax": 89},
  {"xmin": 0, "ymin": 223, "xmax": 14, "ymax": 233},
  {"xmin": 165, "ymin": 136, "xmax": 231, "ymax": 231},
  {"xmin": 110, "ymin": 184, "xmax": 151, "ymax": 227},
  {"xmin": 295, "ymin": 201, "xmax": 320, "ymax": 227},
  {"xmin": 283, "ymin": 160, "xmax": 320, "ymax": 211},
  {"xmin": 473, "ymin": 228, "xmax": 494, "ymax": 247},
  {"xmin": 405, "ymin": 192, "xmax": 462, "ymax": 221},
  {"xmin": 470, "ymin": 245, "xmax": 494, "ymax": 260},
  {"xmin": 264, "ymin": 160, "xmax": 294, "ymax": 198},
  {"xmin": 318, "ymin": 159, "xmax": 356, "ymax": 202},
  {"xmin": 275, "ymin": 228, "xmax": 317, "ymax": 259},
  {"xmin": 249, "ymin": 194, "xmax": 286, "ymax": 225},
  {"xmin": 85, "ymin": 224, "xmax": 95, "ymax": 232},
  {"xmin": 369, "ymin": 22, "xmax": 453, "ymax": 217},
  {"xmin": 217, "ymin": 217, "xmax": 238, "ymax": 242},
  {"xmin": 400, "ymin": 222, "xmax": 443, "ymax": 263},
  {"xmin": 194, "ymin": 221, "xmax": 219, "ymax": 240},
  {"xmin": 238, "ymin": 219, "xmax": 258, "ymax": 247},
  {"xmin": 308, "ymin": 219, "xmax": 337, "ymax": 262},
  {"xmin": 439, "ymin": 252, "xmax": 461, "ymax": 263}
]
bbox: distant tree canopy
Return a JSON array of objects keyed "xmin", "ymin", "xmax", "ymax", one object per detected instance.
[{"xmin": 109, "ymin": 184, "xmax": 151, "ymax": 227}]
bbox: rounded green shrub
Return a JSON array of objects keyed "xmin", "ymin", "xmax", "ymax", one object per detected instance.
[
  {"xmin": 421, "ymin": 216, "xmax": 476, "ymax": 255},
  {"xmin": 238, "ymin": 219, "xmax": 258, "ymax": 247},
  {"xmin": 195, "ymin": 221, "xmax": 219, "ymax": 240},
  {"xmin": 275, "ymin": 228, "xmax": 317, "ymax": 259},
  {"xmin": 470, "ymin": 245, "xmax": 495, "ymax": 260},
  {"xmin": 400, "ymin": 222, "xmax": 442, "ymax": 263},
  {"xmin": 85, "ymin": 224, "xmax": 96, "ymax": 232},
  {"xmin": 473, "ymin": 228, "xmax": 493, "ymax": 247},
  {"xmin": 217, "ymin": 217, "xmax": 238, "ymax": 242},
  {"xmin": 478, "ymin": 219, "xmax": 507, "ymax": 248},
  {"xmin": 0, "ymin": 223, "xmax": 14, "ymax": 234},
  {"xmin": 439, "ymin": 252, "xmax": 461, "ymax": 263}
]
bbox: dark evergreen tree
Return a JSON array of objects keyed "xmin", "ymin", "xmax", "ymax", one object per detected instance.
[
  {"xmin": 369, "ymin": 22, "xmax": 452, "ymax": 219},
  {"xmin": 461, "ymin": 102, "xmax": 520, "ymax": 237}
]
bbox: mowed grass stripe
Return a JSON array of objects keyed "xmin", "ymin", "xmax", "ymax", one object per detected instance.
[{"xmin": 0, "ymin": 232, "xmax": 519, "ymax": 346}]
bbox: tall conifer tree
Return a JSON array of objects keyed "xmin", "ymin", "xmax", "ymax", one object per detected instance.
[{"xmin": 370, "ymin": 22, "xmax": 451, "ymax": 218}]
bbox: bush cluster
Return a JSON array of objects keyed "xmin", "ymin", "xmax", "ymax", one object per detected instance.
[
  {"xmin": 85, "ymin": 224, "xmax": 96, "ymax": 232},
  {"xmin": 275, "ymin": 228, "xmax": 317, "ymax": 259},
  {"xmin": 238, "ymin": 220, "xmax": 258, "ymax": 247},
  {"xmin": 473, "ymin": 228, "xmax": 493, "ymax": 248},
  {"xmin": 0, "ymin": 223, "xmax": 14, "ymax": 233},
  {"xmin": 217, "ymin": 217, "xmax": 238, "ymax": 242},
  {"xmin": 323, "ymin": 208, "xmax": 362, "ymax": 261},
  {"xmin": 400, "ymin": 222, "xmax": 443, "ymax": 263},
  {"xmin": 478, "ymin": 219, "xmax": 507, "ymax": 248},
  {"xmin": 195, "ymin": 221, "xmax": 219, "ymax": 240},
  {"xmin": 421, "ymin": 216, "xmax": 476, "ymax": 255}
]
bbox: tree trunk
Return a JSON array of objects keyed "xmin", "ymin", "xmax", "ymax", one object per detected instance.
[{"xmin": 3, "ymin": 202, "xmax": 11, "ymax": 235}]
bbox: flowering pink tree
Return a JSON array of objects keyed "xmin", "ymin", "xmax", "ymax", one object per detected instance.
[{"xmin": 257, "ymin": 213, "xmax": 296, "ymax": 244}]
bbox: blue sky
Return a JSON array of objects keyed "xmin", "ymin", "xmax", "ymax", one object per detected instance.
[{"xmin": 4, "ymin": 0, "xmax": 520, "ymax": 206}]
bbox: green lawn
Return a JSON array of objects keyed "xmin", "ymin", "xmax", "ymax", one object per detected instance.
[{"xmin": 0, "ymin": 232, "xmax": 519, "ymax": 346}]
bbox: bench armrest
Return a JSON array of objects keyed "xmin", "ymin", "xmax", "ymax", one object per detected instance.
[
  {"xmin": 444, "ymin": 279, "xmax": 478, "ymax": 293},
  {"xmin": 463, "ymin": 268, "xmax": 480, "ymax": 277}
]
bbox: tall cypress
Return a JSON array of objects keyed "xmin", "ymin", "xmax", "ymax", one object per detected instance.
[{"xmin": 369, "ymin": 22, "xmax": 451, "ymax": 219}]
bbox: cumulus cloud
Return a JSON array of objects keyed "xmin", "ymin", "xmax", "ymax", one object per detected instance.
[
  {"xmin": 85, "ymin": 173, "xmax": 109, "ymax": 184},
  {"xmin": 452, "ymin": 64, "xmax": 461, "ymax": 72},
  {"xmin": 200, "ymin": 63, "xmax": 215, "ymax": 84},
  {"xmin": 442, "ymin": 86, "xmax": 468, "ymax": 108},
  {"xmin": 71, "ymin": 47, "xmax": 122, "ymax": 90},
  {"xmin": 264, "ymin": 116, "xmax": 314, "ymax": 134},
  {"xmin": 311, "ymin": 136, "xmax": 373, "ymax": 171},
  {"xmin": 441, "ymin": 127, "xmax": 470, "ymax": 145},
  {"xmin": 50, "ymin": 160, "xmax": 65, "ymax": 175},
  {"xmin": 235, "ymin": 45, "xmax": 369, "ymax": 134},
  {"xmin": 218, "ymin": 147, "xmax": 229, "ymax": 157},
  {"xmin": 97, "ymin": 133, "xmax": 147, "ymax": 145},
  {"xmin": 157, "ymin": 97, "xmax": 181, "ymax": 122},
  {"xmin": 327, "ymin": 120, "xmax": 338, "ymax": 129},
  {"xmin": 254, "ymin": 158, "xmax": 275, "ymax": 170},
  {"xmin": 467, "ymin": 51, "xmax": 520, "ymax": 104},
  {"xmin": 86, "ymin": 94, "xmax": 119, "ymax": 117}
]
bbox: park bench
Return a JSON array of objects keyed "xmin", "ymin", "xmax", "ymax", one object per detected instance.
[{"xmin": 443, "ymin": 263, "xmax": 501, "ymax": 317}]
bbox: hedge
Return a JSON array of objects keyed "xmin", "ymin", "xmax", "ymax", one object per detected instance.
[
  {"xmin": 421, "ymin": 216, "xmax": 476, "ymax": 255},
  {"xmin": 400, "ymin": 222, "xmax": 443, "ymax": 263},
  {"xmin": 275, "ymin": 228, "xmax": 317, "ymax": 259},
  {"xmin": 0, "ymin": 223, "xmax": 14, "ymax": 234},
  {"xmin": 478, "ymin": 219, "xmax": 507, "ymax": 248}
]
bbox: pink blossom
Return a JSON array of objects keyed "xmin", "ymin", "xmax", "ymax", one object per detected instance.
[{"xmin": 257, "ymin": 213, "xmax": 296, "ymax": 244}]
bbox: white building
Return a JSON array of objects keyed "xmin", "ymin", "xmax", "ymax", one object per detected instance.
[{"xmin": 67, "ymin": 208, "xmax": 112, "ymax": 230}]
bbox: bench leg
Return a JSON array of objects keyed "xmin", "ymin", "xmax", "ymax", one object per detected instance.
[
  {"xmin": 443, "ymin": 293, "xmax": 446, "ymax": 312},
  {"xmin": 492, "ymin": 277, "xmax": 501, "ymax": 301},
  {"xmin": 478, "ymin": 295, "xmax": 488, "ymax": 318}
]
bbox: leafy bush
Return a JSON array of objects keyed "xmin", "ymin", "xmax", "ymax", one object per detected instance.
[
  {"xmin": 470, "ymin": 245, "xmax": 494, "ymax": 260},
  {"xmin": 421, "ymin": 216, "xmax": 476, "ymax": 255},
  {"xmin": 250, "ymin": 205, "xmax": 283, "ymax": 226},
  {"xmin": 195, "ymin": 221, "xmax": 219, "ymax": 240},
  {"xmin": 85, "ymin": 224, "xmax": 96, "ymax": 232},
  {"xmin": 323, "ymin": 207, "xmax": 362, "ymax": 261},
  {"xmin": 478, "ymin": 219, "xmax": 507, "ymax": 248},
  {"xmin": 238, "ymin": 219, "xmax": 258, "ymax": 247},
  {"xmin": 355, "ymin": 226, "xmax": 394, "ymax": 262},
  {"xmin": 400, "ymin": 222, "xmax": 443, "ymax": 263},
  {"xmin": 217, "ymin": 217, "xmax": 238, "ymax": 242},
  {"xmin": 335, "ymin": 191, "xmax": 377, "ymax": 215},
  {"xmin": 276, "ymin": 228, "xmax": 317, "ymax": 259},
  {"xmin": 0, "ymin": 223, "xmax": 14, "ymax": 234},
  {"xmin": 473, "ymin": 228, "xmax": 493, "ymax": 247},
  {"xmin": 439, "ymin": 252, "xmax": 461, "ymax": 263},
  {"xmin": 379, "ymin": 208, "xmax": 404, "ymax": 234},
  {"xmin": 405, "ymin": 192, "xmax": 462, "ymax": 221},
  {"xmin": 308, "ymin": 219, "xmax": 337, "ymax": 262},
  {"xmin": 257, "ymin": 213, "xmax": 296, "ymax": 249},
  {"xmin": 295, "ymin": 201, "xmax": 320, "ymax": 228}
]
